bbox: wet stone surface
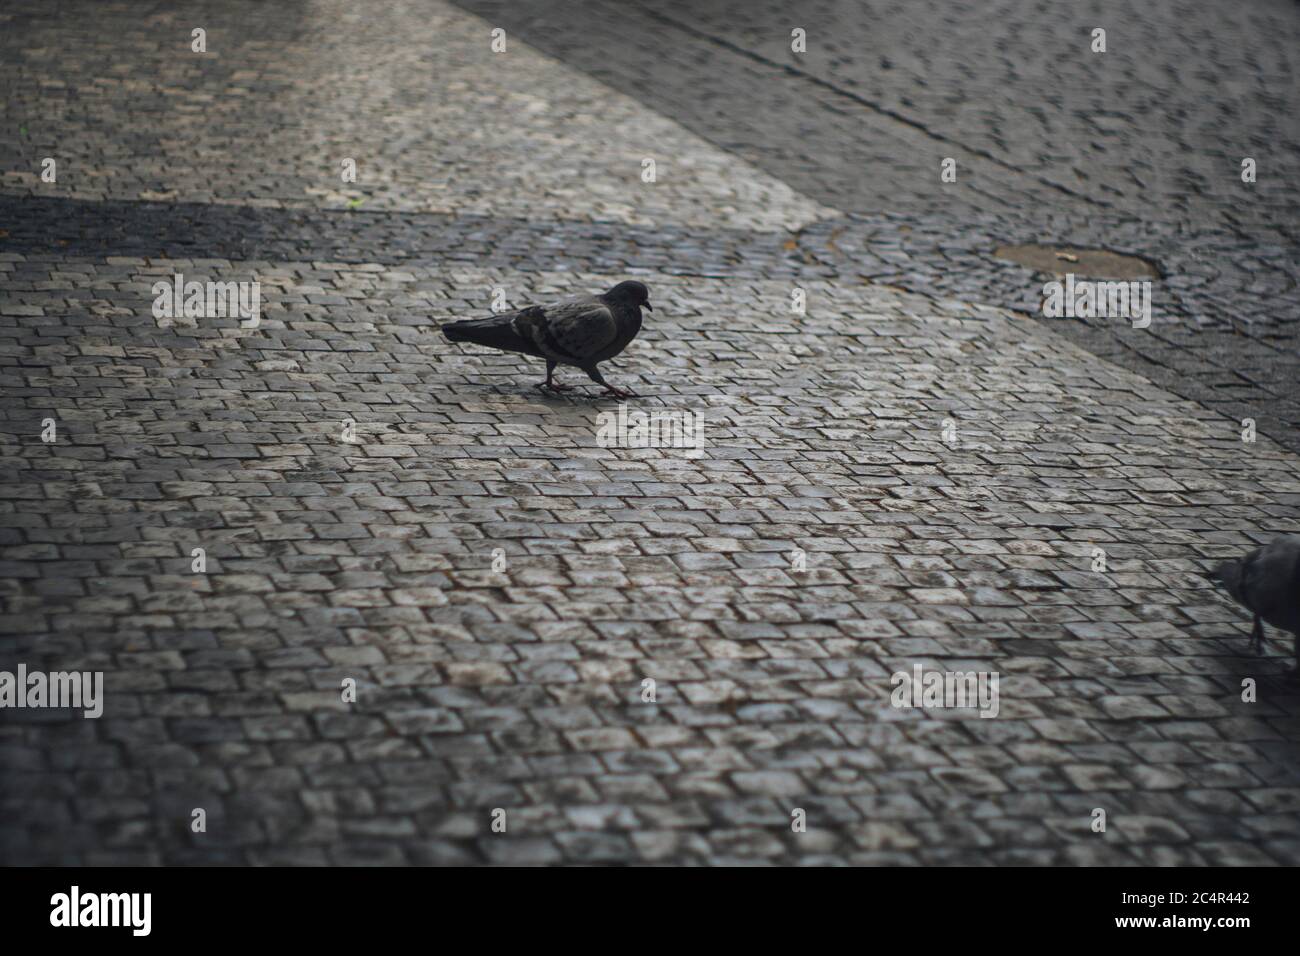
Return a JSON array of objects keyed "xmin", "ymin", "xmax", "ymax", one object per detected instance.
[{"xmin": 1, "ymin": 0, "xmax": 1299, "ymax": 866}]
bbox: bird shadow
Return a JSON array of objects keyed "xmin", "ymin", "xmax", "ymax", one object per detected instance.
[
  {"xmin": 1223, "ymin": 643, "xmax": 1300, "ymax": 691},
  {"xmin": 465, "ymin": 380, "xmax": 655, "ymax": 402}
]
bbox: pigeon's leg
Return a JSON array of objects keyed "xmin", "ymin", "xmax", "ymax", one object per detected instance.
[
  {"xmin": 1252, "ymin": 614, "xmax": 1265, "ymax": 655},
  {"xmin": 583, "ymin": 364, "xmax": 637, "ymax": 399},
  {"xmin": 536, "ymin": 360, "xmax": 572, "ymax": 393}
]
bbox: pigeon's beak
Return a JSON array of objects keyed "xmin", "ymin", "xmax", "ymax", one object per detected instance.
[{"xmin": 643, "ymin": 301, "xmax": 653, "ymax": 311}]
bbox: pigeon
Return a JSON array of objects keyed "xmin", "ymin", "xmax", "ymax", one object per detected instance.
[
  {"xmin": 1208, "ymin": 534, "xmax": 1300, "ymax": 678},
  {"xmin": 441, "ymin": 280, "xmax": 651, "ymax": 398}
]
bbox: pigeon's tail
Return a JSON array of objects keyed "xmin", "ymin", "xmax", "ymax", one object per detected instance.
[{"xmin": 441, "ymin": 312, "xmax": 543, "ymax": 358}]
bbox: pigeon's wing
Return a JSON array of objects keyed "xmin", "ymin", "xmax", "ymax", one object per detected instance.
[{"xmin": 513, "ymin": 296, "xmax": 619, "ymax": 364}]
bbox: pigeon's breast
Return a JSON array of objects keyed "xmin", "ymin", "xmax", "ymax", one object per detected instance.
[{"xmin": 592, "ymin": 308, "xmax": 642, "ymax": 362}]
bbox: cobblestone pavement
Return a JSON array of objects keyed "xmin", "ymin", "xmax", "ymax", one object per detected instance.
[
  {"xmin": 3, "ymin": 0, "xmax": 1300, "ymax": 866},
  {"xmin": 454, "ymin": 0, "xmax": 1300, "ymax": 454}
]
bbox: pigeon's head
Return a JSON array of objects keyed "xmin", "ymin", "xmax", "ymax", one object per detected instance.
[
  {"xmin": 1207, "ymin": 559, "xmax": 1243, "ymax": 601},
  {"xmin": 607, "ymin": 280, "xmax": 652, "ymax": 311}
]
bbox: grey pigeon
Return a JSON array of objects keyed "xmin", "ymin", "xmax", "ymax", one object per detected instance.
[
  {"xmin": 441, "ymin": 280, "xmax": 651, "ymax": 398},
  {"xmin": 1209, "ymin": 535, "xmax": 1300, "ymax": 677}
]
